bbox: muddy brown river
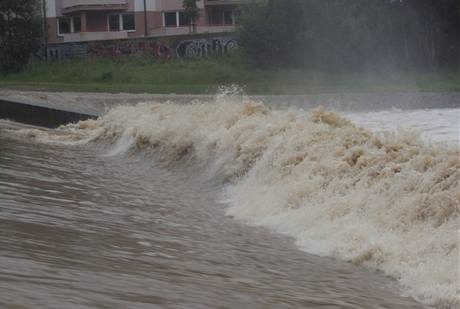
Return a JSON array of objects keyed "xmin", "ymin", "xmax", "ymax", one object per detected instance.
[{"xmin": 0, "ymin": 120, "xmax": 433, "ymax": 309}]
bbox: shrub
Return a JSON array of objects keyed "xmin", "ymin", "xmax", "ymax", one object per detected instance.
[{"xmin": 0, "ymin": 0, "xmax": 43, "ymax": 72}]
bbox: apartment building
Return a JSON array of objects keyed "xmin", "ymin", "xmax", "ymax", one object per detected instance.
[{"xmin": 44, "ymin": 0, "xmax": 240, "ymax": 43}]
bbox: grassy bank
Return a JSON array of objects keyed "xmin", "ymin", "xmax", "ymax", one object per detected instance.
[{"xmin": 0, "ymin": 57, "xmax": 458, "ymax": 94}]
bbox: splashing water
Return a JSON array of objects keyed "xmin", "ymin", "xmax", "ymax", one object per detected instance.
[{"xmin": 10, "ymin": 96, "xmax": 459, "ymax": 307}]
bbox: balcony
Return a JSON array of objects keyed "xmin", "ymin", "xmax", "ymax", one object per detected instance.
[
  {"xmin": 150, "ymin": 25, "xmax": 236, "ymax": 37},
  {"xmin": 62, "ymin": 0, "xmax": 128, "ymax": 14}
]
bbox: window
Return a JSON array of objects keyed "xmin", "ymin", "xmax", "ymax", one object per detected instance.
[
  {"xmin": 73, "ymin": 16, "xmax": 81, "ymax": 32},
  {"xmin": 58, "ymin": 16, "xmax": 81, "ymax": 36},
  {"xmin": 208, "ymin": 9, "xmax": 222, "ymax": 26},
  {"xmin": 179, "ymin": 12, "xmax": 190, "ymax": 27},
  {"xmin": 108, "ymin": 14, "xmax": 135, "ymax": 32},
  {"xmin": 122, "ymin": 14, "xmax": 135, "ymax": 31},
  {"xmin": 58, "ymin": 18, "xmax": 71, "ymax": 35},
  {"xmin": 164, "ymin": 11, "xmax": 189, "ymax": 27},
  {"xmin": 108, "ymin": 14, "xmax": 120, "ymax": 31},
  {"xmin": 224, "ymin": 10, "xmax": 234, "ymax": 25},
  {"xmin": 164, "ymin": 12, "xmax": 177, "ymax": 27}
]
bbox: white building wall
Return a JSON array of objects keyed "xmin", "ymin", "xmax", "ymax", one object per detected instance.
[{"xmin": 45, "ymin": 0, "xmax": 57, "ymax": 17}]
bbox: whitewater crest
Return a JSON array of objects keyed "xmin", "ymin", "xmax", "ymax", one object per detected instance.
[{"xmin": 13, "ymin": 98, "xmax": 460, "ymax": 307}]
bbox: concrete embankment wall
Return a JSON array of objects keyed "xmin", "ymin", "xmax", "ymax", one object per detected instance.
[
  {"xmin": 40, "ymin": 33, "xmax": 237, "ymax": 61},
  {"xmin": 0, "ymin": 91, "xmax": 459, "ymax": 128}
]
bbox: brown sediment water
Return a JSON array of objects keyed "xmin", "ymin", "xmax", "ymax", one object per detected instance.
[
  {"xmin": 0, "ymin": 129, "xmax": 428, "ymax": 309},
  {"xmin": 1, "ymin": 97, "xmax": 458, "ymax": 308}
]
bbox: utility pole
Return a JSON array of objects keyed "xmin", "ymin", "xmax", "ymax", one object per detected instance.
[
  {"xmin": 42, "ymin": 0, "xmax": 48, "ymax": 61},
  {"xmin": 143, "ymin": 0, "xmax": 148, "ymax": 36}
]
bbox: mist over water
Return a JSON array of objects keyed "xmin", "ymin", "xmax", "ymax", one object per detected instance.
[{"xmin": 2, "ymin": 95, "xmax": 459, "ymax": 308}]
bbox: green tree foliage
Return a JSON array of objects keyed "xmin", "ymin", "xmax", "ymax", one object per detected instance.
[
  {"xmin": 238, "ymin": 0, "xmax": 459, "ymax": 72},
  {"xmin": 0, "ymin": 0, "xmax": 43, "ymax": 72},
  {"xmin": 183, "ymin": 0, "xmax": 200, "ymax": 32}
]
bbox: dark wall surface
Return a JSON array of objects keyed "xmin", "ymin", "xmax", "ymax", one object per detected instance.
[{"xmin": 0, "ymin": 99, "xmax": 97, "ymax": 128}]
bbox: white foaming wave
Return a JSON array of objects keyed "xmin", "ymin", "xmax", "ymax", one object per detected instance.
[
  {"xmin": 3, "ymin": 117, "xmax": 103, "ymax": 146},
  {"xmin": 13, "ymin": 98, "xmax": 460, "ymax": 307}
]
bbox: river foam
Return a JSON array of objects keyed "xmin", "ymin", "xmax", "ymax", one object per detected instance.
[{"xmin": 11, "ymin": 98, "xmax": 459, "ymax": 307}]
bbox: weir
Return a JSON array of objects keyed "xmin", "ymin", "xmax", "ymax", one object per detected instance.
[
  {"xmin": 1, "ymin": 91, "xmax": 459, "ymax": 128},
  {"xmin": 0, "ymin": 99, "xmax": 97, "ymax": 129}
]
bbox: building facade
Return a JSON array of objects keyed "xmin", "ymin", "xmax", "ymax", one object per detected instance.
[{"xmin": 44, "ymin": 0, "xmax": 240, "ymax": 43}]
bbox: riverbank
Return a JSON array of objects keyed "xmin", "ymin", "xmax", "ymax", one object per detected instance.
[{"xmin": 1, "ymin": 57, "xmax": 458, "ymax": 95}]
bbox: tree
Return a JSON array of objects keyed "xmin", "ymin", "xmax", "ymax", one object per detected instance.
[
  {"xmin": 0, "ymin": 0, "xmax": 43, "ymax": 72},
  {"xmin": 183, "ymin": 0, "xmax": 200, "ymax": 33}
]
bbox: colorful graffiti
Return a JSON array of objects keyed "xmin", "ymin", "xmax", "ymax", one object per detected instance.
[{"xmin": 43, "ymin": 35, "xmax": 238, "ymax": 61}]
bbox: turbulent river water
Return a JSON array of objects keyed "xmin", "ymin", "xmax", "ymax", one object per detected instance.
[{"xmin": 0, "ymin": 98, "xmax": 458, "ymax": 309}]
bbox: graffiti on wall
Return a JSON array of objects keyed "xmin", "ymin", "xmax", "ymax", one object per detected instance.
[
  {"xmin": 175, "ymin": 37, "xmax": 238, "ymax": 58},
  {"xmin": 46, "ymin": 43, "xmax": 87, "ymax": 61},
  {"xmin": 43, "ymin": 35, "xmax": 238, "ymax": 61},
  {"xmin": 87, "ymin": 40, "xmax": 173, "ymax": 60}
]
